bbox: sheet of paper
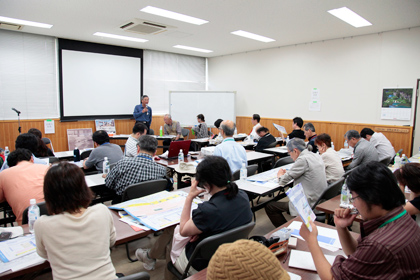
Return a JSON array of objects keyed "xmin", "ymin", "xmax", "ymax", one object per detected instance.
[
  {"xmin": 288, "ymin": 250, "xmax": 336, "ymax": 271},
  {"xmin": 0, "ymin": 227, "xmax": 23, "ymax": 239},
  {"xmin": 273, "ymin": 123, "xmax": 287, "ymax": 134},
  {"xmin": 287, "ymin": 221, "xmax": 342, "ymax": 250},
  {"xmin": 0, "ymin": 251, "xmax": 45, "ymax": 274},
  {"xmin": 44, "ymin": 119, "xmax": 55, "ymax": 134},
  {"xmin": 0, "ymin": 235, "xmax": 37, "ymax": 263},
  {"xmin": 288, "ymin": 272, "xmax": 302, "ymax": 280},
  {"xmin": 286, "ymin": 183, "xmax": 316, "ymax": 231}
]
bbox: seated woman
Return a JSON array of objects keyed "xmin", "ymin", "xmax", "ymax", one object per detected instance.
[
  {"xmin": 212, "ymin": 119, "xmax": 223, "ymax": 140},
  {"xmin": 136, "ymin": 156, "xmax": 253, "ymax": 279},
  {"xmin": 394, "ymin": 163, "xmax": 420, "ymax": 226},
  {"xmin": 28, "ymin": 128, "xmax": 54, "ymax": 157},
  {"xmin": 34, "ymin": 162, "xmax": 117, "ymax": 280},
  {"xmin": 192, "ymin": 114, "xmax": 209, "ymax": 138},
  {"xmin": 314, "ymin": 133, "xmax": 344, "ymax": 184}
]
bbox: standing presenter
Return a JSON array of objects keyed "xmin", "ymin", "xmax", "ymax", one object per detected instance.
[{"xmin": 133, "ymin": 95, "xmax": 152, "ymax": 134}]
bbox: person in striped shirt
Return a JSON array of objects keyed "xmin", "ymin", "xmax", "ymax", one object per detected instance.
[{"xmin": 300, "ymin": 162, "xmax": 420, "ymax": 280}]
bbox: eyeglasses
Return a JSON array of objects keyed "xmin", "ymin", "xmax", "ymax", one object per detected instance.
[{"xmin": 349, "ymin": 195, "xmax": 360, "ymax": 203}]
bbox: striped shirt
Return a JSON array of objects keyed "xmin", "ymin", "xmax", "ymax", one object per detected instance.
[
  {"xmin": 105, "ymin": 153, "xmax": 166, "ymax": 195},
  {"xmin": 331, "ymin": 207, "xmax": 420, "ymax": 279}
]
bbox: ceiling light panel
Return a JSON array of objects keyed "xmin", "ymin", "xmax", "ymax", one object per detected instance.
[
  {"xmin": 231, "ymin": 30, "xmax": 275, "ymax": 43},
  {"xmin": 0, "ymin": 16, "xmax": 52, "ymax": 28},
  {"xmin": 140, "ymin": 6, "xmax": 208, "ymax": 25},
  {"xmin": 328, "ymin": 7, "xmax": 372, "ymax": 28},
  {"xmin": 93, "ymin": 32, "xmax": 148, "ymax": 43},
  {"xmin": 173, "ymin": 45, "xmax": 213, "ymax": 53}
]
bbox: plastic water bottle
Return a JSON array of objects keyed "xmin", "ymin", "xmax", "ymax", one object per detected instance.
[
  {"xmin": 394, "ymin": 153, "xmax": 401, "ymax": 168},
  {"xmin": 401, "ymin": 154, "xmax": 408, "ymax": 166},
  {"xmin": 73, "ymin": 147, "xmax": 80, "ymax": 162},
  {"xmin": 28, "ymin": 199, "xmax": 40, "ymax": 234},
  {"xmin": 178, "ymin": 149, "xmax": 184, "ymax": 163},
  {"xmin": 340, "ymin": 181, "xmax": 349, "ymax": 207},
  {"xmin": 103, "ymin": 157, "xmax": 110, "ymax": 174},
  {"xmin": 286, "ymin": 136, "xmax": 290, "ymax": 144},
  {"xmin": 331, "ymin": 142, "xmax": 335, "ymax": 151},
  {"xmin": 4, "ymin": 146, "xmax": 10, "ymax": 158},
  {"xmin": 159, "ymin": 126, "xmax": 163, "ymax": 137},
  {"xmin": 344, "ymin": 140, "xmax": 349, "ymax": 149},
  {"xmin": 240, "ymin": 163, "xmax": 247, "ymax": 180}
]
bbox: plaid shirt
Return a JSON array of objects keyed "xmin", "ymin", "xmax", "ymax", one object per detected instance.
[{"xmin": 105, "ymin": 153, "xmax": 166, "ymax": 195}]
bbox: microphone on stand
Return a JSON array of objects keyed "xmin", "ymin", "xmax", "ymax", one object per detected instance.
[{"xmin": 12, "ymin": 108, "xmax": 21, "ymax": 114}]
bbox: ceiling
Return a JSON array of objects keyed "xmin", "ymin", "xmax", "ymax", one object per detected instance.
[{"xmin": 1, "ymin": 0, "xmax": 420, "ymax": 58}]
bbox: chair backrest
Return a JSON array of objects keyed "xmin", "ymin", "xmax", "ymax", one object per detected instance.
[
  {"xmin": 42, "ymin": 137, "xmax": 54, "ymax": 153},
  {"xmin": 274, "ymin": 156, "xmax": 294, "ymax": 168},
  {"xmin": 149, "ymin": 128, "xmax": 154, "ymax": 135},
  {"xmin": 232, "ymin": 164, "xmax": 258, "ymax": 181},
  {"xmin": 80, "ymin": 150, "xmax": 92, "ymax": 160},
  {"xmin": 181, "ymin": 128, "xmax": 190, "ymax": 139},
  {"xmin": 122, "ymin": 179, "xmax": 168, "ymax": 202},
  {"xmin": 266, "ymin": 141, "xmax": 277, "ymax": 148},
  {"xmin": 117, "ymin": 272, "xmax": 150, "ymax": 280},
  {"xmin": 22, "ymin": 201, "xmax": 49, "ymax": 225},
  {"xmin": 183, "ymin": 221, "xmax": 256, "ymax": 278},
  {"xmin": 343, "ymin": 166, "xmax": 358, "ymax": 178},
  {"xmin": 311, "ymin": 177, "xmax": 345, "ymax": 210}
]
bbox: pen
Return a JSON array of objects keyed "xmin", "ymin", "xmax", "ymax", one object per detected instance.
[{"xmin": 283, "ymin": 250, "xmax": 291, "ymax": 263}]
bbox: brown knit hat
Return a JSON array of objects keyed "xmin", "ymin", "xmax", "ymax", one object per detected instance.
[{"xmin": 207, "ymin": 239, "xmax": 290, "ymax": 280}]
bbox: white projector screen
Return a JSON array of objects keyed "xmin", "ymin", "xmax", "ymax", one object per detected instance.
[{"xmin": 61, "ymin": 50, "xmax": 140, "ymax": 118}]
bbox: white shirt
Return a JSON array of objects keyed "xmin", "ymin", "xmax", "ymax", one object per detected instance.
[
  {"xmin": 370, "ymin": 132, "xmax": 395, "ymax": 162},
  {"xmin": 249, "ymin": 123, "xmax": 262, "ymax": 140}
]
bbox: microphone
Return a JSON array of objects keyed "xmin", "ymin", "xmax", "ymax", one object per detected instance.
[{"xmin": 12, "ymin": 108, "xmax": 21, "ymax": 114}]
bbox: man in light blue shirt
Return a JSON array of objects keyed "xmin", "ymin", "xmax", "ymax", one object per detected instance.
[
  {"xmin": 0, "ymin": 133, "xmax": 48, "ymax": 172},
  {"xmin": 214, "ymin": 120, "xmax": 247, "ymax": 173}
]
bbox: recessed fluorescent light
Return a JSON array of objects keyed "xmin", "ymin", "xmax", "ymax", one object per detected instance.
[
  {"xmin": 0, "ymin": 16, "xmax": 52, "ymax": 28},
  {"xmin": 93, "ymin": 32, "xmax": 148, "ymax": 43},
  {"xmin": 231, "ymin": 30, "xmax": 275, "ymax": 43},
  {"xmin": 173, "ymin": 45, "xmax": 213, "ymax": 53},
  {"xmin": 328, "ymin": 7, "xmax": 372, "ymax": 28},
  {"xmin": 140, "ymin": 6, "xmax": 208, "ymax": 25}
]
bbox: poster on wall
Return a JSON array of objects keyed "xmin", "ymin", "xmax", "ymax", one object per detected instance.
[
  {"xmin": 67, "ymin": 128, "xmax": 94, "ymax": 151},
  {"xmin": 381, "ymin": 88, "xmax": 413, "ymax": 120},
  {"xmin": 309, "ymin": 88, "xmax": 321, "ymax": 111},
  {"xmin": 95, "ymin": 119, "xmax": 116, "ymax": 135}
]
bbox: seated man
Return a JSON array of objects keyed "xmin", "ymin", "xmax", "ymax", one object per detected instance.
[
  {"xmin": 265, "ymin": 138, "xmax": 327, "ymax": 227},
  {"xmin": 83, "ymin": 130, "xmax": 123, "ymax": 172},
  {"xmin": 360, "ymin": 127, "xmax": 395, "ymax": 164},
  {"xmin": 314, "ymin": 133, "xmax": 344, "ymax": 184},
  {"xmin": 254, "ymin": 127, "xmax": 276, "ymax": 152},
  {"xmin": 105, "ymin": 135, "xmax": 166, "ymax": 204},
  {"xmin": 125, "ymin": 122, "xmax": 147, "ymax": 157},
  {"xmin": 1, "ymin": 133, "xmax": 48, "ymax": 172},
  {"xmin": 213, "ymin": 120, "xmax": 247, "ymax": 173},
  {"xmin": 303, "ymin": 122, "xmax": 318, "ymax": 153},
  {"xmin": 345, "ymin": 130, "xmax": 379, "ymax": 170},
  {"xmin": 163, "ymin": 114, "xmax": 182, "ymax": 151},
  {"xmin": 0, "ymin": 149, "xmax": 48, "ymax": 224},
  {"xmin": 248, "ymin": 114, "xmax": 262, "ymax": 140},
  {"xmin": 300, "ymin": 162, "xmax": 420, "ymax": 279},
  {"xmin": 288, "ymin": 117, "xmax": 305, "ymax": 140}
]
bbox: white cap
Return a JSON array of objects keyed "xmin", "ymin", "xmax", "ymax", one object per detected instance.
[{"xmin": 30, "ymin": 199, "xmax": 36, "ymax": 205}]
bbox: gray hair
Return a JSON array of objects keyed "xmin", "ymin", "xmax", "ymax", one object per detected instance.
[
  {"xmin": 137, "ymin": 135, "xmax": 158, "ymax": 153},
  {"xmin": 345, "ymin": 130, "xmax": 360, "ymax": 140},
  {"xmin": 164, "ymin": 114, "xmax": 172, "ymax": 119},
  {"xmin": 221, "ymin": 122, "xmax": 236, "ymax": 137},
  {"xmin": 286, "ymin": 138, "xmax": 306, "ymax": 152},
  {"xmin": 303, "ymin": 122, "xmax": 315, "ymax": 132}
]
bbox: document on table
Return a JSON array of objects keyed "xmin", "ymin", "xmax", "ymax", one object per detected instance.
[
  {"xmin": 0, "ymin": 235, "xmax": 37, "ymax": 263},
  {"xmin": 288, "ymin": 250, "xmax": 337, "ymax": 271},
  {"xmin": 286, "ymin": 183, "xmax": 316, "ymax": 231},
  {"xmin": 110, "ymin": 191, "xmax": 202, "ymax": 231},
  {"xmin": 287, "ymin": 221, "xmax": 342, "ymax": 251},
  {"xmin": 0, "ymin": 251, "xmax": 45, "ymax": 274}
]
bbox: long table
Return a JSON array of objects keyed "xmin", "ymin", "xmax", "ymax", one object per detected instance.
[
  {"xmin": 185, "ymin": 217, "xmax": 360, "ymax": 280},
  {"xmin": 315, "ymin": 195, "xmax": 363, "ymax": 223}
]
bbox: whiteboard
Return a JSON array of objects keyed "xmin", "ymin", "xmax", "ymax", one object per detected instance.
[{"xmin": 169, "ymin": 91, "xmax": 236, "ymax": 126}]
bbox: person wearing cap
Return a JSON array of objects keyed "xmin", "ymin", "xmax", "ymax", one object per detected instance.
[
  {"xmin": 300, "ymin": 162, "xmax": 420, "ymax": 279},
  {"xmin": 207, "ymin": 239, "xmax": 290, "ymax": 280}
]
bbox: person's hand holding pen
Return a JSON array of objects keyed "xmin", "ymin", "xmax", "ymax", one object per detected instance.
[{"xmin": 277, "ymin": 168, "xmax": 286, "ymax": 178}]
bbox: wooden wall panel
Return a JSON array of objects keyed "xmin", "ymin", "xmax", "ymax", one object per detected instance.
[
  {"xmin": 1, "ymin": 116, "xmax": 412, "ymax": 156},
  {"xmin": 236, "ymin": 116, "xmax": 413, "ymax": 156}
]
